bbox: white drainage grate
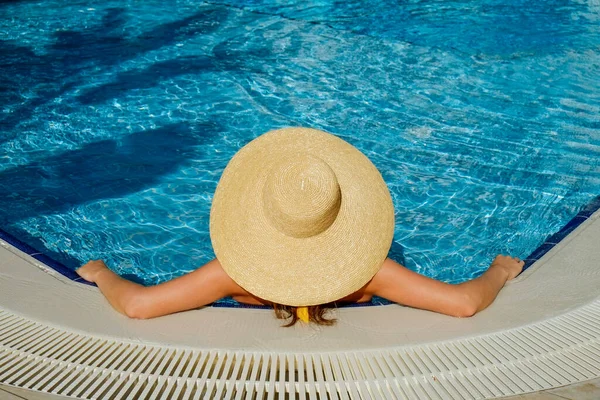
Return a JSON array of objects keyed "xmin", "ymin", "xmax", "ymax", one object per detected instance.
[{"xmin": 1, "ymin": 301, "xmax": 600, "ymax": 399}]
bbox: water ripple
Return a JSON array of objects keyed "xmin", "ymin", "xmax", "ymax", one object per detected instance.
[{"xmin": 0, "ymin": 0, "xmax": 598, "ymax": 293}]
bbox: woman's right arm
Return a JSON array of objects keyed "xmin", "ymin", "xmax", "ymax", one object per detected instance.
[
  {"xmin": 369, "ymin": 255, "xmax": 524, "ymax": 317},
  {"xmin": 76, "ymin": 258, "xmax": 237, "ymax": 319}
]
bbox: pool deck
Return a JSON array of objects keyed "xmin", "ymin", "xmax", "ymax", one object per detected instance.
[{"xmin": 1, "ymin": 209, "xmax": 599, "ymax": 399}]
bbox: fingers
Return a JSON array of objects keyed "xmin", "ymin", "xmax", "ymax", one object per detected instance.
[
  {"xmin": 511, "ymin": 256, "xmax": 525, "ymax": 266},
  {"xmin": 495, "ymin": 254, "xmax": 524, "ymax": 263},
  {"xmin": 76, "ymin": 260, "xmax": 108, "ymax": 282},
  {"xmin": 514, "ymin": 257, "xmax": 524, "ymax": 265}
]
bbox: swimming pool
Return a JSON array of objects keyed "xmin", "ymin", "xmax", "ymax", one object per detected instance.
[{"xmin": 1, "ymin": 1, "xmax": 599, "ymax": 301}]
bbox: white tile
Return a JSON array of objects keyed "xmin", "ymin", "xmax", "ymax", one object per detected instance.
[
  {"xmin": 0, "ymin": 386, "xmax": 68, "ymax": 400},
  {"xmin": 0, "ymin": 387, "xmax": 26, "ymax": 400},
  {"xmin": 501, "ymin": 392, "xmax": 568, "ymax": 399},
  {"xmin": 547, "ymin": 378, "xmax": 600, "ymax": 400}
]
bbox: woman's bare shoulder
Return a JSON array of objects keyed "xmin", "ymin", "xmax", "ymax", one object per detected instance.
[
  {"xmin": 207, "ymin": 259, "xmax": 270, "ymax": 305},
  {"xmin": 337, "ymin": 259, "xmax": 407, "ymax": 304},
  {"xmin": 364, "ymin": 258, "xmax": 404, "ymax": 291},
  {"xmin": 364, "ymin": 257, "xmax": 437, "ymax": 302}
]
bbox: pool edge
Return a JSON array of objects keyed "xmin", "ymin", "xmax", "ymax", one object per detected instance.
[{"xmin": 1, "ymin": 193, "xmax": 598, "ymax": 297}]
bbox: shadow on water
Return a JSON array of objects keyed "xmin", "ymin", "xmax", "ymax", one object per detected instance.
[
  {"xmin": 0, "ymin": 119, "xmax": 224, "ymax": 270},
  {"xmin": 49, "ymin": 7, "xmax": 229, "ymax": 68},
  {"xmin": 0, "ymin": 122, "xmax": 220, "ymax": 225},
  {"xmin": 0, "ymin": 0, "xmax": 36, "ymax": 4},
  {"xmin": 0, "ymin": 5, "xmax": 230, "ymax": 144},
  {"xmin": 0, "ymin": 4, "xmax": 235, "ymax": 270}
]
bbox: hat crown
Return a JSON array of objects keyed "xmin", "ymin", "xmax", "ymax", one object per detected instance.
[{"xmin": 263, "ymin": 154, "xmax": 341, "ymax": 238}]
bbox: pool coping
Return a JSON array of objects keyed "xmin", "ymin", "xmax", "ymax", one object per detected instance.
[{"xmin": 1, "ymin": 201, "xmax": 599, "ymax": 399}]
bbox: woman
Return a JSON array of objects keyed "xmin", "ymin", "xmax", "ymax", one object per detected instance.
[{"xmin": 77, "ymin": 127, "xmax": 524, "ymax": 325}]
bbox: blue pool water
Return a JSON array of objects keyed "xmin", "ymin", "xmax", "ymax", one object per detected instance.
[{"xmin": 1, "ymin": 1, "xmax": 599, "ymax": 298}]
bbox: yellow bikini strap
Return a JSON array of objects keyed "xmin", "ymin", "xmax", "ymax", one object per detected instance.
[{"xmin": 296, "ymin": 306, "xmax": 310, "ymax": 323}]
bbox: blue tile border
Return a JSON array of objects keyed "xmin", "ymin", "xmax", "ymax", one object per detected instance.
[
  {"xmin": 0, "ymin": 228, "xmax": 92, "ymax": 285},
  {"xmin": 1, "ymin": 194, "xmax": 598, "ymax": 306},
  {"xmin": 578, "ymin": 195, "xmax": 600, "ymax": 218},
  {"xmin": 521, "ymin": 195, "xmax": 600, "ymax": 273}
]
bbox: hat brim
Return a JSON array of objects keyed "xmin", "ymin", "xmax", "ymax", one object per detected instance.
[{"xmin": 210, "ymin": 128, "xmax": 395, "ymax": 306}]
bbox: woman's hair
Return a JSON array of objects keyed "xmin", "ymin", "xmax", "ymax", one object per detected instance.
[{"xmin": 273, "ymin": 303, "xmax": 337, "ymax": 327}]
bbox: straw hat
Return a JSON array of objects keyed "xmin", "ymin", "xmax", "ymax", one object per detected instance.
[{"xmin": 209, "ymin": 127, "xmax": 394, "ymax": 306}]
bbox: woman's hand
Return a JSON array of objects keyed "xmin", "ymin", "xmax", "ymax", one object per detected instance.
[
  {"xmin": 74, "ymin": 258, "xmax": 238, "ymax": 319},
  {"xmin": 76, "ymin": 259, "xmax": 109, "ymax": 283},
  {"xmin": 489, "ymin": 255, "xmax": 525, "ymax": 281}
]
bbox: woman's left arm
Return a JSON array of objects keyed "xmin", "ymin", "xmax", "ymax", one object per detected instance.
[
  {"xmin": 76, "ymin": 259, "xmax": 236, "ymax": 319},
  {"xmin": 369, "ymin": 256, "xmax": 524, "ymax": 317}
]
